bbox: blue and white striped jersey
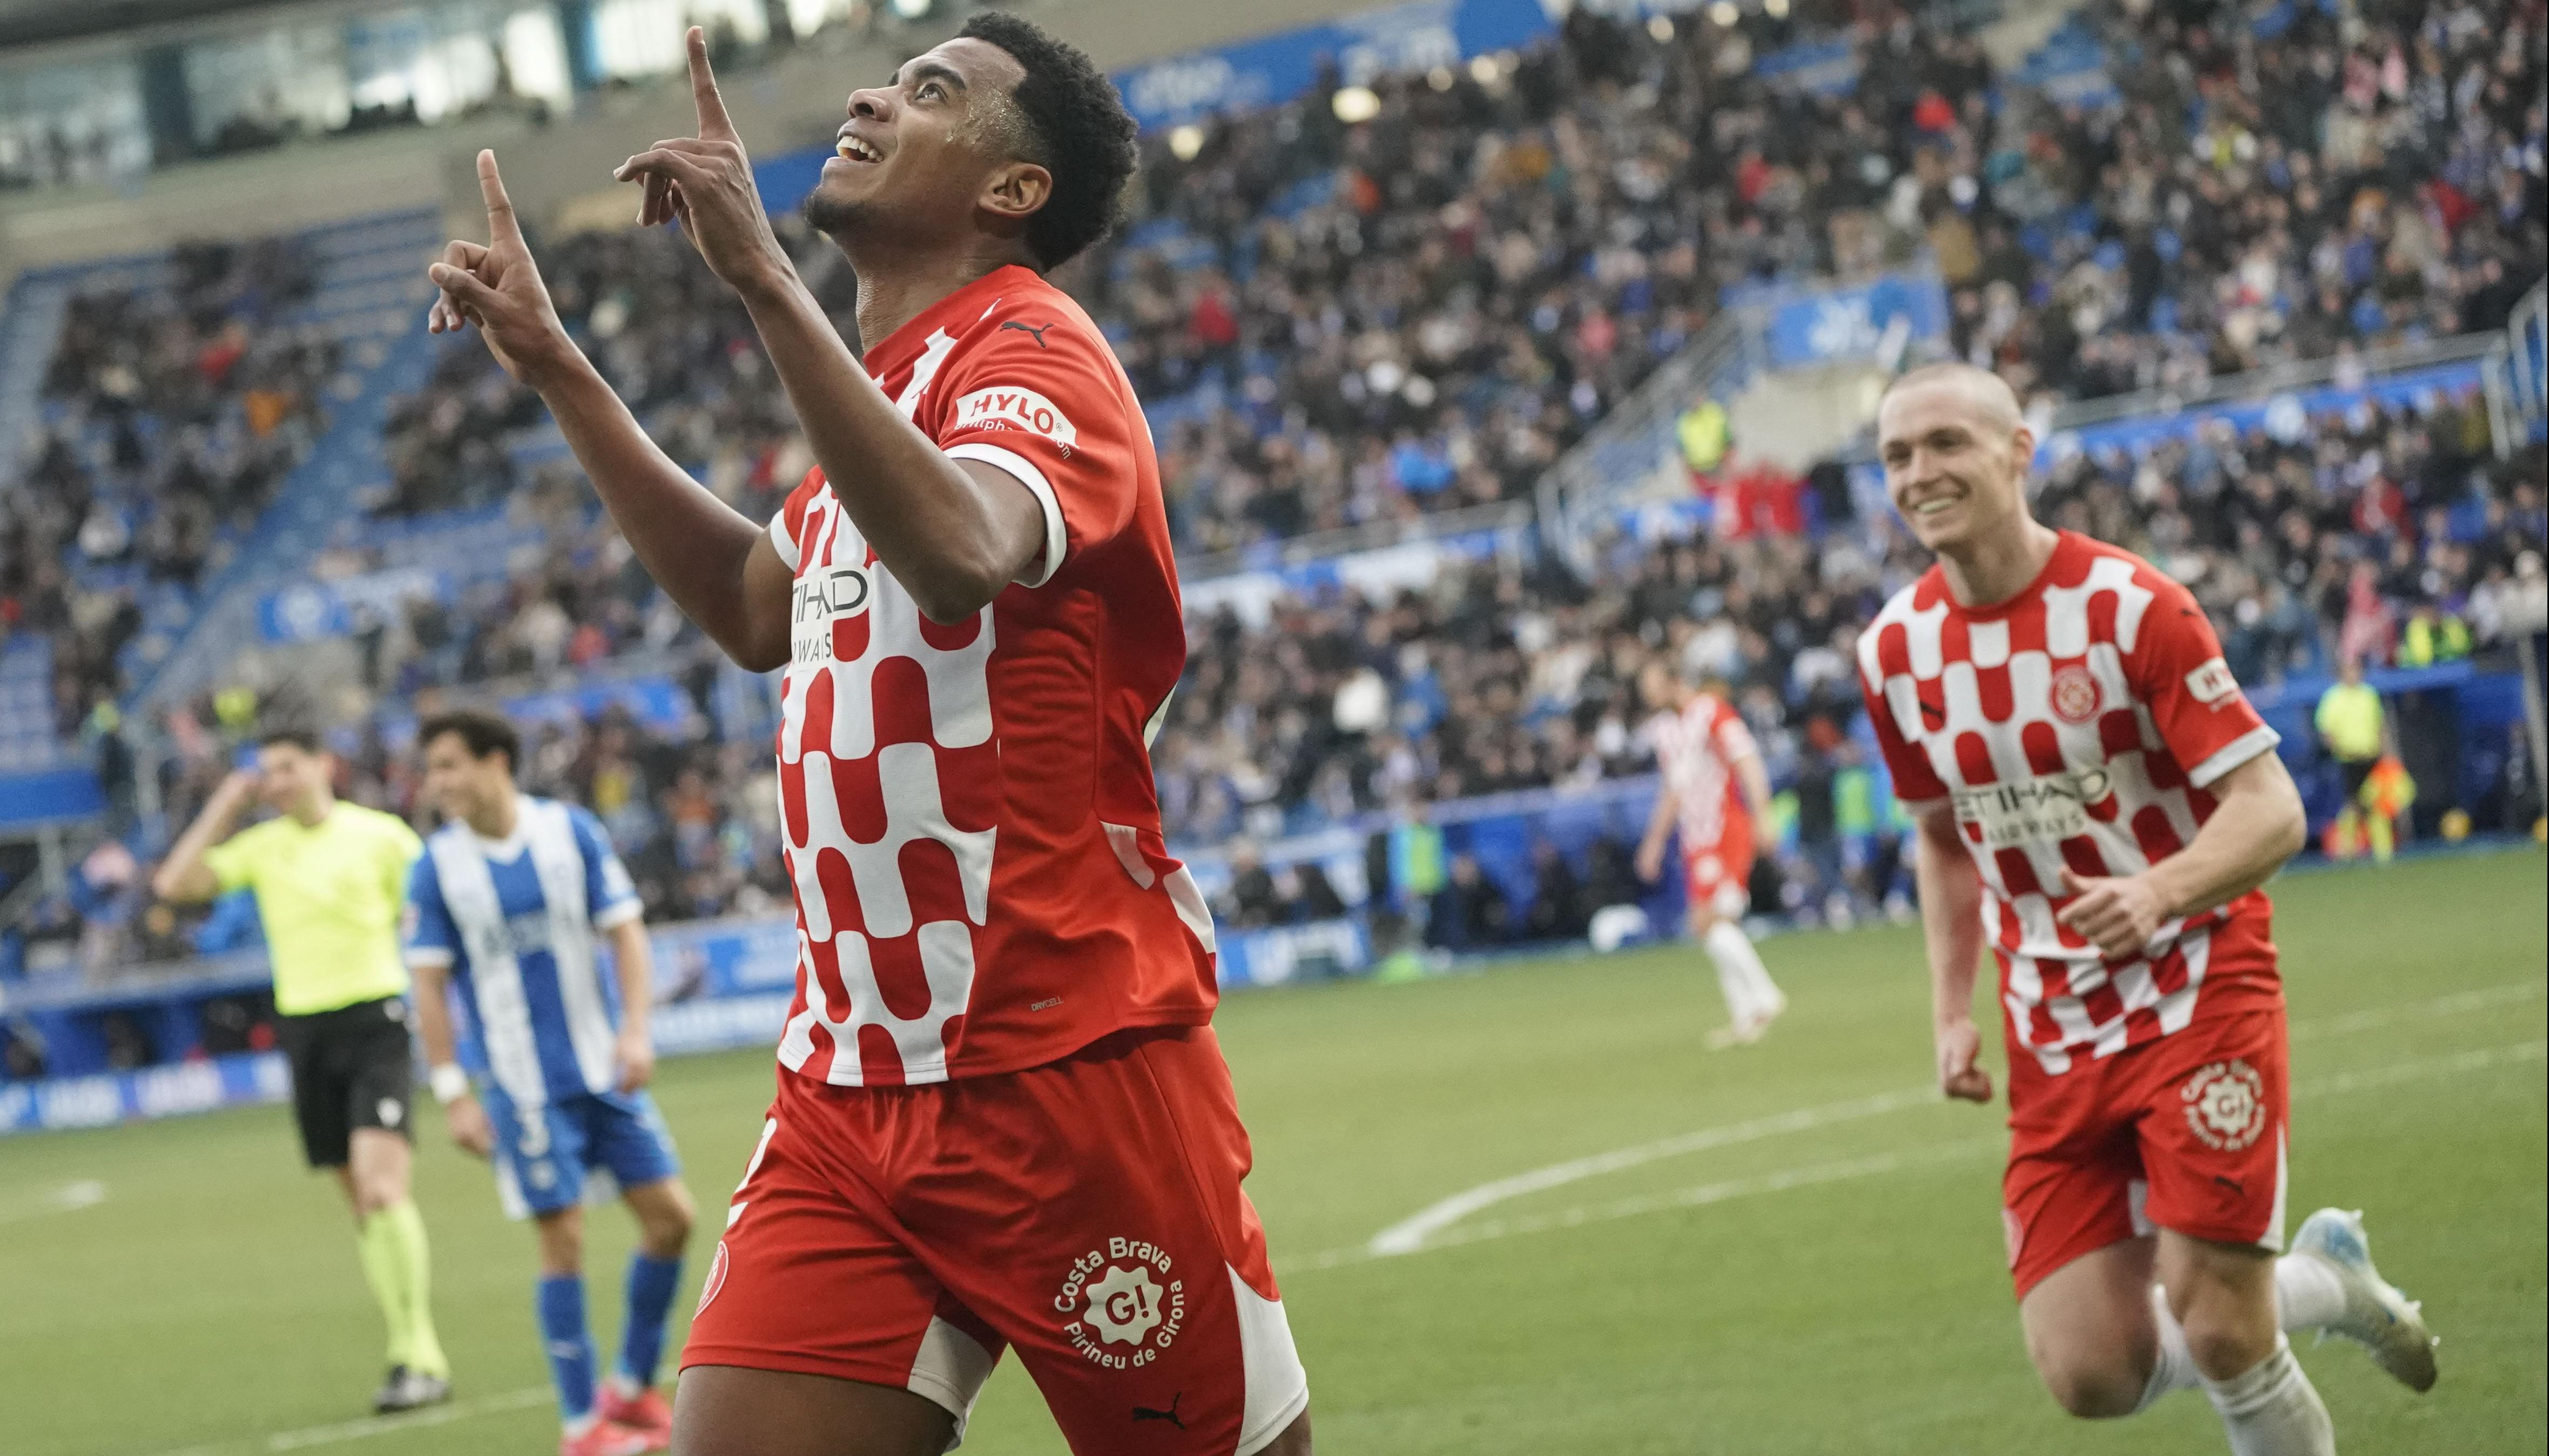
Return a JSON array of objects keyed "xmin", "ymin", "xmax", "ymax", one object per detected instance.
[{"xmin": 406, "ymin": 797, "xmax": 644, "ymax": 1105}]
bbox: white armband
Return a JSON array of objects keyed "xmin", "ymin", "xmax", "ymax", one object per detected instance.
[{"xmin": 428, "ymin": 1064, "xmax": 471, "ymax": 1106}]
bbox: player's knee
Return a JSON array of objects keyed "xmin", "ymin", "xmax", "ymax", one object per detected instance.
[
  {"xmin": 2179, "ymin": 1308, "xmax": 2276, "ymax": 1381},
  {"xmin": 352, "ymin": 1174, "xmax": 400, "ymax": 1218},
  {"xmin": 645, "ymin": 1195, "xmax": 696, "ymax": 1256},
  {"xmin": 2027, "ymin": 1334, "xmax": 2145, "ymax": 1420},
  {"xmin": 535, "ymin": 1211, "xmax": 584, "ymax": 1273},
  {"xmin": 2036, "ymin": 1359, "xmax": 2145, "ymax": 1420}
]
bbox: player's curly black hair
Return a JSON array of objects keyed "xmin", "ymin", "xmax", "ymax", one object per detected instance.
[{"xmin": 959, "ymin": 11, "xmax": 1138, "ymax": 271}]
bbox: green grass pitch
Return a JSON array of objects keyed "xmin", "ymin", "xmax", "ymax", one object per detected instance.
[{"xmin": 4, "ymin": 848, "xmax": 2541, "ymax": 1455}]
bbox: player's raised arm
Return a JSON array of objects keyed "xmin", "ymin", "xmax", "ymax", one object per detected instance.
[
  {"xmin": 611, "ymin": 29, "xmax": 1050, "ymax": 623},
  {"xmin": 426, "ymin": 150, "xmax": 791, "ymax": 672}
]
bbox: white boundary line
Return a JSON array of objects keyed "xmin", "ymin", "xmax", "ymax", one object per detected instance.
[
  {"xmin": 1358, "ymin": 979, "xmax": 2546, "ymax": 1263},
  {"xmin": 150, "ymin": 1386, "xmax": 552, "ymax": 1456},
  {"xmin": 1290, "ymin": 1038, "xmax": 2547, "ymax": 1276},
  {"xmin": 0, "ymin": 1179, "xmax": 107, "ymax": 1226}
]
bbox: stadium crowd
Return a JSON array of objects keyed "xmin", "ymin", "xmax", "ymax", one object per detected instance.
[
  {"xmin": 5, "ymin": 0, "xmax": 2546, "ymax": 977},
  {"xmin": 3, "ymin": 234, "xmax": 339, "ymax": 736},
  {"xmin": 1152, "ymin": 388, "xmax": 2547, "ymax": 852}
]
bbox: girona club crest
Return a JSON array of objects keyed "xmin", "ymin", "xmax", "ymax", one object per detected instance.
[
  {"xmin": 1057, "ymin": 1236, "xmax": 1188, "ymax": 1371},
  {"xmin": 2049, "ymin": 664, "xmax": 2102, "ymax": 725},
  {"xmin": 2181, "ymin": 1060, "xmax": 2268, "ymax": 1151}
]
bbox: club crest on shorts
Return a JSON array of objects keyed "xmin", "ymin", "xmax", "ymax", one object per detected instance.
[
  {"xmin": 2181, "ymin": 1059, "xmax": 2268, "ymax": 1150},
  {"xmin": 2049, "ymin": 663, "xmax": 2102, "ymax": 724},
  {"xmin": 1057, "ymin": 1237, "xmax": 1186, "ymax": 1370}
]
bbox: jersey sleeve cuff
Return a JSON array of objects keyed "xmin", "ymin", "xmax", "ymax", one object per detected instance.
[
  {"xmin": 591, "ymin": 899, "xmax": 645, "ymax": 932},
  {"xmin": 946, "ymin": 442, "xmax": 1067, "ymax": 588},
  {"xmin": 768, "ymin": 509, "xmax": 801, "ymax": 572},
  {"xmin": 2186, "ymin": 724, "xmax": 2282, "ymax": 789},
  {"xmin": 404, "ymin": 948, "xmax": 456, "ymax": 970}
]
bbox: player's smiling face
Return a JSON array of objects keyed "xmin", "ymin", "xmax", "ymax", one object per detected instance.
[
  {"xmin": 805, "ymin": 38, "xmax": 1048, "ymax": 252},
  {"xmin": 1877, "ymin": 380, "xmax": 2034, "ymax": 552}
]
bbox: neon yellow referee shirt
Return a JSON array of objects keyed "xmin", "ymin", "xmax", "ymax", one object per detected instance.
[{"xmin": 205, "ymin": 802, "xmax": 423, "ymax": 1016}]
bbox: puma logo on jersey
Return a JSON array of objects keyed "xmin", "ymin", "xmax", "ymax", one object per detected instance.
[{"xmin": 1000, "ymin": 319, "xmax": 1055, "ymax": 347}]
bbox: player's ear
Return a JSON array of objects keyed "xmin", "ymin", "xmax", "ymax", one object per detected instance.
[{"xmin": 979, "ymin": 159, "xmax": 1051, "ymax": 227}]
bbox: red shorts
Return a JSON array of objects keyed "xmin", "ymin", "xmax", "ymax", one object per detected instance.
[
  {"xmin": 1682, "ymin": 820, "xmax": 1755, "ymax": 919},
  {"xmin": 684, "ymin": 1026, "xmax": 1308, "ymax": 1454},
  {"xmin": 2001, "ymin": 1006, "xmax": 2290, "ymax": 1300}
]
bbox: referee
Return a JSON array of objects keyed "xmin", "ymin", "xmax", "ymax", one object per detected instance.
[{"xmin": 154, "ymin": 726, "xmax": 454, "ymax": 1413}]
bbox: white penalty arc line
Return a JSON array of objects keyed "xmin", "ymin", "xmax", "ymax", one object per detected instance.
[
  {"xmin": 1359, "ymin": 979, "xmax": 2547, "ymax": 1262},
  {"xmin": 1363, "ymin": 1086, "xmax": 1937, "ymax": 1256},
  {"xmin": 1297, "ymin": 1038, "xmax": 2548, "ymax": 1276}
]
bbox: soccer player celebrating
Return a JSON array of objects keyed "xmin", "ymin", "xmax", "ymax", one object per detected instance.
[
  {"xmin": 1634, "ymin": 658, "xmax": 1786, "ymax": 1046},
  {"xmin": 1858, "ymin": 364, "xmax": 2437, "ymax": 1454},
  {"xmin": 424, "ymin": 18, "xmax": 1311, "ymax": 1456},
  {"xmin": 153, "ymin": 726, "xmax": 452, "ymax": 1414},
  {"xmin": 404, "ymin": 710, "xmax": 696, "ymax": 1456}
]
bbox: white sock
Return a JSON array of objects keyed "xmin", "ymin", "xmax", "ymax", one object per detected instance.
[
  {"xmin": 2275, "ymin": 1254, "xmax": 2348, "ymax": 1334},
  {"xmin": 1712, "ymin": 928, "xmax": 1774, "ymax": 1020},
  {"xmin": 2201, "ymin": 1335, "xmax": 2336, "ymax": 1456},
  {"xmin": 2137, "ymin": 1285, "xmax": 2202, "ymax": 1412},
  {"xmin": 1703, "ymin": 921, "xmax": 1773, "ymax": 1020}
]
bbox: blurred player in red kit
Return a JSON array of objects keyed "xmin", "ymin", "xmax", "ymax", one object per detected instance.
[
  {"xmin": 426, "ymin": 17, "xmax": 1310, "ymax": 1456},
  {"xmin": 1635, "ymin": 658, "xmax": 1786, "ymax": 1046},
  {"xmin": 1858, "ymin": 364, "xmax": 2437, "ymax": 1455}
]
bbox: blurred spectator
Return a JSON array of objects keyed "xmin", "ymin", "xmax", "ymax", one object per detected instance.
[
  {"xmin": 1426, "ymin": 854, "xmax": 1511, "ymax": 953},
  {"xmin": 1519, "ymin": 836, "xmax": 1590, "ymax": 942}
]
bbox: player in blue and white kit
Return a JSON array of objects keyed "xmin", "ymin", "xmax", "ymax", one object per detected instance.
[{"xmin": 404, "ymin": 708, "xmax": 696, "ymax": 1456}]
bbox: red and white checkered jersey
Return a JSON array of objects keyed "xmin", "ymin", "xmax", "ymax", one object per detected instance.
[
  {"xmin": 766, "ymin": 265, "xmax": 1217, "ymax": 1087},
  {"xmin": 1645, "ymin": 694, "xmax": 1757, "ymax": 850},
  {"xmin": 1856, "ymin": 532, "xmax": 2286, "ymax": 1074}
]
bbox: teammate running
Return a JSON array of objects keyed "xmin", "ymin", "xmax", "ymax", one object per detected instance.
[
  {"xmin": 153, "ymin": 726, "xmax": 452, "ymax": 1414},
  {"xmin": 424, "ymin": 17, "xmax": 1310, "ymax": 1456},
  {"xmin": 1634, "ymin": 658, "xmax": 1785, "ymax": 1046},
  {"xmin": 1858, "ymin": 363, "xmax": 2436, "ymax": 1454},
  {"xmin": 404, "ymin": 709, "xmax": 696, "ymax": 1456}
]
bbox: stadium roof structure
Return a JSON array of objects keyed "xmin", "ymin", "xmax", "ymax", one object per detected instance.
[{"xmin": 0, "ymin": 0, "xmax": 319, "ymax": 51}]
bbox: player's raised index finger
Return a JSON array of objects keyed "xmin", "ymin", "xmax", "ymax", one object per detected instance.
[
  {"xmin": 687, "ymin": 28, "xmax": 737, "ymax": 139},
  {"xmin": 477, "ymin": 150, "xmax": 523, "ymax": 240}
]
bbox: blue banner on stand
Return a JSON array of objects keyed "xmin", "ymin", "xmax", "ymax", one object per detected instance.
[
  {"xmin": 1736, "ymin": 272, "xmax": 1950, "ymax": 370},
  {"xmin": 1751, "ymin": 37, "xmax": 1863, "ymax": 98},
  {"xmin": 258, "ymin": 567, "xmax": 444, "ymax": 644}
]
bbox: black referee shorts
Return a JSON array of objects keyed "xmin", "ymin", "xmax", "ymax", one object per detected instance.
[
  {"xmin": 2338, "ymin": 756, "xmax": 2377, "ymax": 805},
  {"xmin": 274, "ymin": 996, "xmax": 416, "ymax": 1169}
]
